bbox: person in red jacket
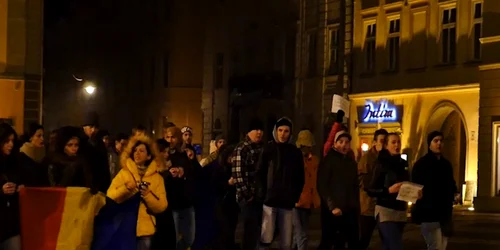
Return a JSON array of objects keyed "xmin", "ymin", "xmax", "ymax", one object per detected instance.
[{"xmin": 323, "ymin": 110, "xmax": 355, "ymax": 159}]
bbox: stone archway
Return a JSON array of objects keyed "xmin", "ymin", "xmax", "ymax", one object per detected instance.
[{"xmin": 425, "ymin": 100, "xmax": 468, "ymax": 193}]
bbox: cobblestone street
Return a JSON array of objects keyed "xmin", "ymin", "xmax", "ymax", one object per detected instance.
[{"xmin": 236, "ymin": 210, "xmax": 500, "ymax": 249}]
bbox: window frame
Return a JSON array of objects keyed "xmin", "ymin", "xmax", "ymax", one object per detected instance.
[
  {"xmin": 492, "ymin": 121, "xmax": 500, "ymax": 196},
  {"xmin": 363, "ymin": 20, "xmax": 377, "ymax": 73},
  {"xmin": 471, "ymin": 0, "xmax": 483, "ymax": 60},
  {"xmin": 306, "ymin": 31, "xmax": 318, "ymax": 78},
  {"xmin": 327, "ymin": 25, "xmax": 340, "ymax": 75},
  {"xmin": 387, "ymin": 16, "xmax": 401, "ymax": 71},
  {"xmin": 439, "ymin": 4, "xmax": 458, "ymax": 64},
  {"xmin": 214, "ymin": 53, "xmax": 224, "ymax": 89}
]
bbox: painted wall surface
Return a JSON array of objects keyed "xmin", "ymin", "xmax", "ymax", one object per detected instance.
[
  {"xmin": 349, "ymin": 85, "xmax": 479, "ymax": 187},
  {"xmin": 162, "ymin": 87, "xmax": 203, "ymax": 145},
  {"xmin": 0, "ymin": 79, "xmax": 24, "ymax": 133}
]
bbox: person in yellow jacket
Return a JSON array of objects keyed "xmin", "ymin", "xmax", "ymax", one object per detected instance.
[{"xmin": 107, "ymin": 135, "xmax": 168, "ymax": 250}]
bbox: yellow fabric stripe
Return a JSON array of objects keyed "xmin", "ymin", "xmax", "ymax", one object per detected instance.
[{"xmin": 55, "ymin": 187, "xmax": 106, "ymax": 250}]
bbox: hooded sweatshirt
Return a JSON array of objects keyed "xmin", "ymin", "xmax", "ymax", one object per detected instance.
[{"xmin": 255, "ymin": 117, "xmax": 305, "ymax": 208}]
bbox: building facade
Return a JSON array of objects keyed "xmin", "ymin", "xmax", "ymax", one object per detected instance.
[
  {"xmin": 295, "ymin": 0, "xmax": 354, "ymax": 146},
  {"xmin": 201, "ymin": 0, "xmax": 299, "ymax": 152},
  {"xmin": 476, "ymin": 0, "xmax": 500, "ymax": 212},
  {"xmin": 43, "ymin": 0, "xmax": 206, "ymax": 145},
  {"xmin": 0, "ymin": 0, "xmax": 43, "ymax": 133},
  {"xmin": 349, "ymin": 0, "xmax": 482, "ymax": 205}
]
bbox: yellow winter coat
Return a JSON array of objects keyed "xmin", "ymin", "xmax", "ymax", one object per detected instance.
[{"xmin": 107, "ymin": 135, "xmax": 168, "ymax": 237}]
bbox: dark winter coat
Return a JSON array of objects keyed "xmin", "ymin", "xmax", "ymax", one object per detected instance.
[
  {"xmin": 317, "ymin": 149, "xmax": 360, "ymax": 213},
  {"xmin": 366, "ymin": 149, "xmax": 409, "ymax": 211},
  {"xmin": 412, "ymin": 152, "xmax": 457, "ymax": 223},
  {"xmin": 18, "ymin": 143, "xmax": 50, "ymax": 187},
  {"xmin": 0, "ymin": 155, "xmax": 21, "ymax": 242},
  {"xmin": 162, "ymin": 149, "xmax": 200, "ymax": 210},
  {"xmin": 153, "ymin": 148, "xmax": 199, "ymax": 250},
  {"xmin": 255, "ymin": 140, "xmax": 305, "ymax": 209},
  {"xmin": 83, "ymin": 134, "xmax": 111, "ymax": 193},
  {"xmin": 48, "ymin": 154, "xmax": 93, "ymax": 188}
]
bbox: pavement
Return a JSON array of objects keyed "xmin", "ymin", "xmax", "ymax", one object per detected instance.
[{"xmin": 236, "ymin": 210, "xmax": 500, "ymax": 249}]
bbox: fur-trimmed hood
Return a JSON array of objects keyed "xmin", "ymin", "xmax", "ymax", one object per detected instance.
[{"xmin": 120, "ymin": 135, "xmax": 167, "ymax": 174}]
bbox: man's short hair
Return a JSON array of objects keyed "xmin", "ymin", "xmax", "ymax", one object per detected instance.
[
  {"xmin": 373, "ymin": 129, "xmax": 389, "ymax": 142},
  {"xmin": 115, "ymin": 133, "xmax": 128, "ymax": 142}
]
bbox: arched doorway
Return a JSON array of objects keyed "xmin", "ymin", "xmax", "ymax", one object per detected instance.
[
  {"xmin": 440, "ymin": 111, "xmax": 467, "ymax": 187},
  {"xmin": 425, "ymin": 101, "xmax": 468, "ymax": 196}
]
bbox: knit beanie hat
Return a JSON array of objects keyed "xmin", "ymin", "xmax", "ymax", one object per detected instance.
[
  {"xmin": 83, "ymin": 111, "xmax": 99, "ymax": 127},
  {"xmin": 334, "ymin": 130, "xmax": 351, "ymax": 142},
  {"xmin": 181, "ymin": 126, "xmax": 193, "ymax": 134},
  {"xmin": 296, "ymin": 130, "xmax": 315, "ymax": 148},
  {"xmin": 215, "ymin": 134, "xmax": 225, "ymax": 142},
  {"xmin": 427, "ymin": 131, "xmax": 444, "ymax": 147},
  {"xmin": 275, "ymin": 117, "xmax": 293, "ymax": 131},
  {"xmin": 248, "ymin": 117, "xmax": 264, "ymax": 132}
]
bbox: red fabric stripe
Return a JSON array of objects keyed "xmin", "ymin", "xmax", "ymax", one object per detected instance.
[{"xmin": 19, "ymin": 187, "xmax": 67, "ymax": 250}]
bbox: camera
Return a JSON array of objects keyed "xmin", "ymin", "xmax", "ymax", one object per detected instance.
[{"xmin": 139, "ymin": 181, "xmax": 150, "ymax": 189}]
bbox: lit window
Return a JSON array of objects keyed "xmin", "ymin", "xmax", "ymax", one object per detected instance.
[
  {"xmin": 328, "ymin": 29, "xmax": 340, "ymax": 75},
  {"xmin": 472, "ymin": 2, "xmax": 483, "ymax": 60},
  {"xmin": 441, "ymin": 7, "xmax": 457, "ymax": 64},
  {"xmin": 388, "ymin": 19, "xmax": 400, "ymax": 71},
  {"xmin": 365, "ymin": 23, "xmax": 376, "ymax": 72}
]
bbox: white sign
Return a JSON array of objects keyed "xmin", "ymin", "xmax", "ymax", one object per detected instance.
[
  {"xmin": 331, "ymin": 94, "xmax": 351, "ymax": 118},
  {"xmin": 396, "ymin": 181, "xmax": 424, "ymax": 204}
]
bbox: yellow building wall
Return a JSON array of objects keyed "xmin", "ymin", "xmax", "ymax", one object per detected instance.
[
  {"xmin": 0, "ymin": 79, "xmax": 24, "ymax": 133},
  {"xmin": 0, "ymin": 0, "xmax": 7, "ymax": 73},
  {"xmin": 349, "ymin": 84, "xmax": 479, "ymax": 186},
  {"xmin": 163, "ymin": 87, "xmax": 203, "ymax": 145}
]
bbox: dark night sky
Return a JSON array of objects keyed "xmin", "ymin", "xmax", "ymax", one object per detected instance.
[{"xmin": 44, "ymin": 0, "xmax": 72, "ymax": 28}]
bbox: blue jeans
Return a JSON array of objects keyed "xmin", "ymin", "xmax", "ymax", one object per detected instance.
[
  {"xmin": 292, "ymin": 208, "xmax": 310, "ymax": 250},
  {"xmin": 260, "ymin": 205, "xmax": 293, "ymax": 250},
  {"xmin": 421, "ymin": 222, "xmax": 448, "ymax": 250},
  {"xmin": 172, "ymin": 207, "xmax": 196, "ymax": 250},
  {"xmin": 377, "ymin": 220, "xmax": 405, "ymax": 250},
  {"xmin": 137, "ymin": 236, "xmax": 152, "ymax": 250},
  {"xmin": 0, "ymin": 235, "xmax": 21, "ymax": 250}
]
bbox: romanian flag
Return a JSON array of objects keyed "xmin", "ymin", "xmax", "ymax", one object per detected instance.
[{"xmin": 19, "ymin": 187, "xmax": 106, "ymax": 250}]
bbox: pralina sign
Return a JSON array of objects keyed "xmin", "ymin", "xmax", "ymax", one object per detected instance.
[{"xmin": 357, "ymin": 101, "xmax": 402, "ymax": 123}]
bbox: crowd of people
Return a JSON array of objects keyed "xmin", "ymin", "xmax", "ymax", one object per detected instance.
[{"xmin": 0, "ymin": 110, "xmax": 458, "ymax": 250}]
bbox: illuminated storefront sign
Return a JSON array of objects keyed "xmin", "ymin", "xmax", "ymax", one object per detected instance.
[
  {"xmin": 362, "ymin": 101, "xmax": 397, "ymax": 122},
  {"xmin": 357, "ymin": 100, "xmax": 402, "ymax": 124}
]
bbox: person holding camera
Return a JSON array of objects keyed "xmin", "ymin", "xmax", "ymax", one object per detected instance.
[{"xmin": 107, "ymin": 135, "xmax": 168, "ymax": 250}]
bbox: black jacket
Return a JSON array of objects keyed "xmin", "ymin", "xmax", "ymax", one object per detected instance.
[
  {"xmin": 0, "ymin": 155, "xmax": 21, "ymax": 242},
  {"xmin": 366, "ymin": 150, "xmax": 409, "ymax": 211},
  {"xmin": 19, "ymin": 153, "xmax": 50, "ymax": 187},
  {"xmin": 317, "ymin": 149, "xmax": 359, "ymax": 213},
  {"xmin": 412, "ymin": 152, "xmax": 457, "ymax": 223},
  {"xmin": 211, "ymin": 157, "xmax": 236, "ymax": 204},
  {"xmin": 162, "ymin": 149, "xmax": 200, "ymax": 210},
  {"xmin": 48, "ymin": 154, "xmax": 92, "ymax": 188},
  {"xmin": 83, "ymin": 135, "xmax": 111, "ymax": 193},
  {"xmin": 255, "ymin": 141, "xmax": 304, "ymax": 208}
]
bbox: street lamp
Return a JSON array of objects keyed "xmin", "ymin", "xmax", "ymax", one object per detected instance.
[
  {"xmin": 84, "ymin": 82, "xmax": 96, "ymax": 95},
  {"xmin": 74, "ymin": 75, "xmax": 96, "ymax": 95}
]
